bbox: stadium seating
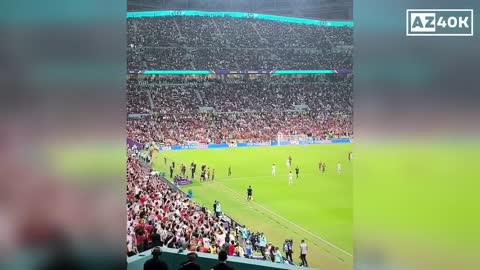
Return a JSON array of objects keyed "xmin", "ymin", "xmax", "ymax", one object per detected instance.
[
  {"xmin": 126, "ymin": 14, "xmax": 353, "ymax": 266},
  {"xmin": 126, "ymin": 77, "xmax": 353, "ymax": 145},
  {"xmin": 127, "ymin": 17, "xmax": 352, "ymax": 70},
  {"xmin": 127, "ymin": 153, "xmax": 283, "ymax": 263}
]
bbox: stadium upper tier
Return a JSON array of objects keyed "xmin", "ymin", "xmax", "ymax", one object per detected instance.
[{"xmin": 127, "ymin": 16, "xmax": 352, "ymax": 70}]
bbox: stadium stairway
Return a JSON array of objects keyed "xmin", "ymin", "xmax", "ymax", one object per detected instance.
[
  {"xmin": 194, "ymin": 89, "xmax": 204, "ymax": 104},
  {"xmin": 146, "ymin": 88, "xmax": 155, "ymax": 110}
]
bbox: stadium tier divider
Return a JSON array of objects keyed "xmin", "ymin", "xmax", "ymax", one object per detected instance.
[
  {"xmin": 126, "ymin": 10, "xmax": 352, "ymax": 28},
  {"xmin": 128, "ymin": 69, "xmax": 352, "ymax": 75}
]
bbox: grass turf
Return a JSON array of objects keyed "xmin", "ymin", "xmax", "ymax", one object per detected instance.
[{"xmin": 152, "ymin": 144, "xmax": 352, "ymax": 269}]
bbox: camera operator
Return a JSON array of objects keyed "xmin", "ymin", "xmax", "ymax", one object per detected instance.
[{"xmin": 283, "ymin": 239, "xmax": 293, "ymax": 262}]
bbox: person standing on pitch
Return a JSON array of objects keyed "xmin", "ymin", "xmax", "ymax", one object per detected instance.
[
  {"xmin": 169, "ymin": 164, "xmax": 174, "ymax": 179},
  {"xmin": 295, "ymin": 166, "xmax": 299, "ymax": 178},
  {"xmin": 271, "ymin": 163, "xmax": 276, "ymax": 176},
  {"xmin": 299, "ymin": 240, "xmax": 308, "ymax": 267},
  {"xmin": 283, "ymin": 240, "xmax": 293, "ymax": 262},
  {"xmin": 337, "ymin": 161, "xmax": 342, "ymax": 174},
  {"xmin": 213, "ymin": 200, "xmax": 218, "ymax": 215},
  {"xmin": 247, "ymin": 186, "xmax": 253, "ymax": 201},
  {"xmin": 215, "ymin": 201, "xmax": 222, "ymax": 218},
  {"xmin": 228, "ymin": 165, "xmax": 231, "ymax": 176},
  {"xmin": 288, "ymin": 171, "xmax": 293, "ymax": 185},
  {"xmin": 191, "ymin": 162, "xmax": 195, "ymax": 179}
]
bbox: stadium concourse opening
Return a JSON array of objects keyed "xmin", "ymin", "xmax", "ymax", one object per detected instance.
[{"xmin": 127, "ymin": 7, "xmax": 352, "ymax": 270}]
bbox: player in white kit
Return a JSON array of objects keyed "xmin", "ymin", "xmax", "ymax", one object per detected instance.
[
  {"xmin": 288, "ymin": 171, "xmax": 293, "ymax": 185},
  {"xmin": 271, "ymin": 163, "xmax": 276, "ymax": 176},
  {"xmin": 337, "ymin": 162, "xmax": 341, "ymax": 174},
  {"xmin": 286, "ymin": 159, "xmax": 290, "ymax": 168}
]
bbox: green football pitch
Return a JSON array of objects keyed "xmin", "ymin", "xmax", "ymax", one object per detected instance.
[{"xmin": 152, "ymin": 144, "xmax": 352, "ymax": 269}]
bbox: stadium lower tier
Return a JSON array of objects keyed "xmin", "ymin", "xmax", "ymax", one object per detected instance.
[{"xmin": 127, "ymin": 112, "xmax": 352, "ymax": 146}]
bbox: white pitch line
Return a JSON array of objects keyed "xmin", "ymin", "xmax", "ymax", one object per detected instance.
[
  {"xmin": 212, "ymin": 181, "xmax": 353, "ymax": 257},
  {"xmin": 222, "ymin": 173, "xmax": 314, "ymax": 181}
]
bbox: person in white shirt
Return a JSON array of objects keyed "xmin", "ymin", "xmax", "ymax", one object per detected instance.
[
  {"xmin": 286, "ymin": 159, "xmax": 290, "ymax": 168},
  {"xmin": 237, "ymin": 244, "xmax": 245, "ymax": 257},
  {"xmin": 215, "ymin": 228, "xmax": 226, "ymax": 247},
  {"xmin": 337, "ymin": 162, "xmax": 342, "ymax": 174},
  {"xmin": 288, "ymin": 171, "xmax": 293, "ymax": 185},
  {"xmin": 127, "ymin": 232, "xmax": 137, "ymax": 256},
  {"xmin": 299, "ymin": 239, "xmax": 308, "ymax": 267},
  {"xmin": 271, "ymin": 163, "xmax": 276, "ymax": 176}
]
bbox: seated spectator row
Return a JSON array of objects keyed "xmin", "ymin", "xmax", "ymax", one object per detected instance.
[
  {"xmin": 127, "ymin": 17, "xmax": 352, "ymax": 70},
  {"xmin": 126, "ymin": 77, "xmax": 352, "ymax": 145},
  {"xmin": 127, "ymin": 77, "xmax": 352, "ymax": 115},
  {"xmin": 126, "ymin": 111, "xmax": 352, "ymax": 146},
  {"xmin": 128, "ymin": 47, "xmax": 352, "ymax": 70}
]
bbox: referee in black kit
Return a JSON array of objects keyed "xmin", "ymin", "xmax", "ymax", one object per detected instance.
[{"xmin": 247, "ymin": 185, "xmax": 253, "ymax": 201}]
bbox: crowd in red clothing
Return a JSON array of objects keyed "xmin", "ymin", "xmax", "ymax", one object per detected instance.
[
  {"xmin": 127, "ymin": 154, "xmax": 246, "ymax": 258},
  {"xmin": 126, "ymin": 77, "xmax": 352, "ymax": 145}
]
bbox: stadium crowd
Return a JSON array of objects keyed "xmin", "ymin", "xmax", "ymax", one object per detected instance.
[
  {"xmin": 127, "ymin": 17, "xmax": 352, "ymax": 70},
  {"xmin": 126, "ymin": 14, "xmax": 352, "ymax": 268},
  {"xmin": 126, "ymin": 153, "xmax": 289, "ymax": 264},
  {"xmin": 127, "ymin": 78, "xmax": 151, "ymax": 114},
  {"xmin": 126, "ymin": 77, "xmax": 352, "ymax": 145}
]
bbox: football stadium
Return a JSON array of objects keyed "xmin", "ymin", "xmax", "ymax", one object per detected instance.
[{"xmin": 126, "ymin": 1, "xmax": 353, "ymax": 270}]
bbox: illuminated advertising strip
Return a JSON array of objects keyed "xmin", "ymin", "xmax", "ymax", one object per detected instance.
[{"xmin": 127, "ymin": 10, "xmax": 353, "ymax": 28}]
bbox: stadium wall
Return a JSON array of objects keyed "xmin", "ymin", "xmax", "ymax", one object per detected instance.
[
  {"xmin": 157, "ymin": 138, "xmax": 351, "ymax": 151},
  {"xmin": 127, "ymin": 247, "xmax": 318, "ymax": 270}
]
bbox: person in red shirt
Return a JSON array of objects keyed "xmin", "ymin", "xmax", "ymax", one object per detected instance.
[
  {"xmin": 139, "ymin": 194, "xmax": 146, "ymax": 205},
  {"xmin": 227, "ymin": 240, "xmax": 235, "ymax": 256}
]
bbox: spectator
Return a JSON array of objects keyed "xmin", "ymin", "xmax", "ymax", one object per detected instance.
[
  {"xmin": 227, "ymin": 241, "xmax": 235, "ymax": 256},
  {"xmin": 234, "ymin": 243, "xmax": 244, "ymax": 257},
  {"xmin": 179, "ymin": 252, "xmax": 201, "ymax": 270},
  {"xmin": 127, "ymin": 77, "xmax": 353, "ymax": 146},
  {"xmin": 144, "ymin": 247, "xmax": 169, "ymax": 270},
  {"xmin": 127, "ymin": 17, "xmax": 352, "ymax": 70},
  {"xmin": 244, "ymin": 241, "xmax": 252, "ymax": 258},
  {"xmin": 268, "ymin": 245, "xmax": 274, "ymax": 262},
  {"xmin": 210, "ymin": 250, "xmax": 234, "ymax": 270},
  {"xmin": 274, "ymin": 247, "xmax": 284, "ymax": 263}
]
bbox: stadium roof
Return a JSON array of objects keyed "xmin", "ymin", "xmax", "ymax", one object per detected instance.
[{"xmin": 127, "ymin": 0, "xmax": 353, "ymax": 21}]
